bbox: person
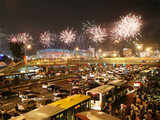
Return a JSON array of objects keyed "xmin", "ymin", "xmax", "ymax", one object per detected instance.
[
  {"xmin": 105, "ymin": 103, "xmax": 109, "ymax": 114},
  {"xmin": 108, "ymin": 103, "xmax": 112, "ymax": 115},
  {"xmin": 125, "ymin": 114, "xmax": 131, "ymax": 120},
  {"xmin": 146, "ymin": 112, "xmax": 152, "ymax": 120},
  {"xmin": 135, "ymin": 115, "xmax": 140, "ymax": 120},
  {"xmin": 131, "ymin": 110, "xmax": 136, "ymax": 120},
  {"xmin": 114, "ymin": 108, "xmax": 119, "ymax": 117},
  {"xmin": 120, "ymin": 104, "xmax": 124, "ymax": 111},
  {"xmin": 136, "ymin": 97, "xmax": 141, "ymax": 104}
]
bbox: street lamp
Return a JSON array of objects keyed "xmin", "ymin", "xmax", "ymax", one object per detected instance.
[
  {"xmin": 98, "ymin": 49, "xmax": 102, "ymax": 58},
  {"xmin": 24, "ymin": 44, "xmax": 32, "ymax": 73},
  {"xmin": 75, "ymin": 47, "xmax": 79, "ymax": 51},
  {"xmin": 137, "ymin": 44, "xmax": 143, "ymax": 50},
  {"xmin": 113, "ymin": 53, "xmax": 117, "ymax": 57},
  {"xmin": 136, "ymin": 44, "xmax": 143, "ymax": 57},
  {"xmin": 75, "ymin": 47, "xmax": 79, "ymax": 58},
  {"xmin": 145, "ymin": 47, "xmax": 152, "ymax": 57},
  {"xmin": 98, "ymin": 49, "xmax": 102, "ymax": 53},
  {"xmin": 102, "ymin": 53, "xmax": 106, "ymax": 57},
  {"xmin": 27, "ymin": 44, "xmax": 31, "ymax": 49}
]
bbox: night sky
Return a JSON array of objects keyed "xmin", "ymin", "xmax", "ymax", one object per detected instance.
[{"xmin": 0, "ymin": 0, "xmax": 160, "ymax": 43}]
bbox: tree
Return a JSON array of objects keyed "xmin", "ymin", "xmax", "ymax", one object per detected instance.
[
  {"xmin": 8, "ymin": 33, "xmax": 33, "ymax": 61},
  {"xmin": 9, "ymin": 42, "xmax": 24, "ymax": 60}
]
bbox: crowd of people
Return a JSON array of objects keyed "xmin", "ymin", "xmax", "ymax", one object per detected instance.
[
  {"xmin": 119, "ymin": 88, "xmax": 160, "ymax": 120},
  {"xmin": 112, "ymin": 68, "xmax": 160, "ymax": 120}
]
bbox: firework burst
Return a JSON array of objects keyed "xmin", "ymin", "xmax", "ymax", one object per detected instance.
[
  {"xmin": 86, "ymin": 25, "xmax": 107, "ymax": 43},
  {"xmin": 82, "ymin": 21, "xmax": 95, "ymax": 31},
  {"xmin": 59, "ymin": 28, "xmax": 76, "ymax": 44},
  {"xmin": 40, "ymin": 31, "xmax": 53, "ymax": 47},
  {"xmin": 9, "ymin": 33, "xmax": 32, "ymax": 44},
  {"xmin": 111, "ymin": 13, "xmax": 143, "ymax": 42},
  {"xmin": 9, "ymin": 35, "xmax": 18, "ymax": 43},
  {"xmin": 17, "ymin": 33, "xmax": 32, "ymax": 44}
]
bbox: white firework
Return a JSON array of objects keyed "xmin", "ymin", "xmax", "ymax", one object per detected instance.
[
  {"xmin": 86, "ymin": 25, "xmax": 107, "ymax": 43},
  {"xmin": 9, "ymin": 35, "xmax": 18, "ymax": 43},
  {"xmin": 9, "ymin": 33, "xmax": 32, "ymax": 44},
  {"xmin": 17, "ymin": 33, "xmax": 32, "ymax": 44},
  {"xmin": 40, "ymin": 31, "xmax": 53, "ymax": 47},
  {"xmin": 112, "ymin": 13, "xmax": 143, "ymax": 42},
  {"xmin": 59, "ymin": 28, "xmax": 76, "ymax": 44}
]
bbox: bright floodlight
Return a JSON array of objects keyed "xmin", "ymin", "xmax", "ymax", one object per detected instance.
[
  {"xmin": 113, "ymin": 53, "xmax": 117, "ymax": 57},
  {"xmin": 146, "ymin": 47, "xmax": 152, "ymax": 52},
  {"xmin": 98, "ymin": 49, "xmax": 102, "ymax": 53},
  {"xmin": 75, "ymin": 47, "xmax": 79, "ymax": 51},
  {"xmin": 137, "ymin": 44, "xmax": 143, "ymax": 50},
  {"xmin": 26, "ymin": 44, "xmax": 31, "ymax": 49},
  {"xmin": 103, "ymin": 53, "xmax": 106, "ymax": 57}
]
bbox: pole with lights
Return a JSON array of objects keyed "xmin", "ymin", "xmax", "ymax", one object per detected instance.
[
  {"xmin": 98, "ymin": 49, "xmax": 102, "ymax": 58},
  {"xmin": 24, "ymin": 44, "xmax": 32, "ymax": 73},
  {"xmin": 75, "ymin": 47, "xmax": 79, "ymax": 58},
  {"xmin": 136, "ymin": 44, "xmax": 143, "ymax": 57}
]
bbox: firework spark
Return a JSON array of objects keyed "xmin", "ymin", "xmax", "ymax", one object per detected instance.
[
  {"xmin": 40, "ymin": 31, "xmax": 53, "ymax": 47},
  {"xmin": 86, "ymin": 25, "xmax": 107, "ymax": 43},
  {"xmin": 9, "ymin": 35, "xmax": 18, "ymax": 43},
  {"xmin": 59, "ymin": 28, "xmax": 76, "ymax": 44},
  {"xmin": 9, "ymin": 33, "xmax": 32, "ymax": 44},
  {"xmin": 82, "ymin": 21, "xmax": 95, "ymax": 31},
  {"xmin": 111, "ymin": 13, "xmax": 142, "ymax": 42},
  {"xmin": 17, "ymin": 33, "xmax": 32, "ymax": 44}
]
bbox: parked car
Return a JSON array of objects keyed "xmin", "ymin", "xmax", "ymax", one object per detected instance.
[
  {"xmin": 47, "ymin": 85, "xmax": 60, "ymax": 91},
  {"xmin": 53, "ymin": 91, "xmax": 68, "ymax": 99},
  {"xmin": 32, "ymin": 74, "xmax": 45, "ymax": 80},
  {"xmin": 19, "ymin": 90, "xmax": 40, "ymax": 102},
  {"xmin": 17, "ymin": 100, "xmax": 36, "ymax": 112},
  {"xmin": 0, "ymin": 91, "xmax": 18, "ymax": 100},
  {"xmin": 20, "ymin": 94, "xmax": 39, "ymax": 102}
]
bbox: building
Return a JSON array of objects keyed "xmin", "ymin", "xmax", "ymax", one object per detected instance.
[
  {"xmin": 138, "ymin": 43, "xmax": 160, "ymax": 57},
  {"xmin": 123, "ymin": 48, "xmax": 133, "ymax": 57},
  {"xmin": 88, "ymin": 46, "xmax": 95, "ymax": 57},
  {"xmin": 100, "ymin": 51, "xmax": 120, "ymax": 57},
  {"xmin": 36, "ymin": 49, "xmax": 92, "ymax": 59}
]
